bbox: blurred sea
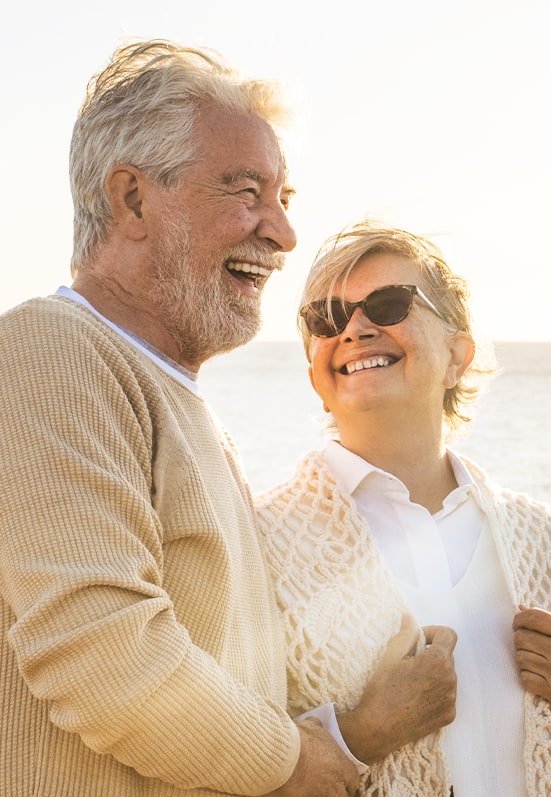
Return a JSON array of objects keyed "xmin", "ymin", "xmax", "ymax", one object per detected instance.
[{"xmin": 201, "ymin": 341, "xmax": 551, "ymax": 504}]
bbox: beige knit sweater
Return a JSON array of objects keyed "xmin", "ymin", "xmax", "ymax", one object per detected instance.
[
  {"xmin": 0, "ymin": 296, "xmax": 299, "ymax": 797},
  {"xmin": 256, "ymin": 450, "xmax": 551, "ymax": 796}
]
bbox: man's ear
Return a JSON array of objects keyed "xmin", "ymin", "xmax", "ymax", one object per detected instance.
[
  {"xmin": 444, "ymin": 331, "xmax": 475, "ymax": 389},
  {"xmin": 105, "ymin": 165, "xmax": 147, "ymax": 241}
]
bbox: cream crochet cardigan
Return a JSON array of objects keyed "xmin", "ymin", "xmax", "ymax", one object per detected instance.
[{"xmin": 256, "ymin": 450, "xmax": 551, "ymax": 796}]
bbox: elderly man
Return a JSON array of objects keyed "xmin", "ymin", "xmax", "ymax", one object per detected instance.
[{"xmin": 0, "ymin": 40, "xmax": 358, "ymax": 797}]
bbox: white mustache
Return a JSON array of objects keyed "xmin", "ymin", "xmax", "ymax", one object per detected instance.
[{"xmin": 225, "ymin": 245, "xmax": 285, "ymax": 272}]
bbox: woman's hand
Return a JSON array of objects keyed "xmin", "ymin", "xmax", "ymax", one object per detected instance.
[{"xmin": 513, "ymin": 606, "xmax": 551, "ymax": 701}]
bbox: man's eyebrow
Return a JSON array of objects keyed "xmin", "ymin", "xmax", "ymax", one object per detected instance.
[
  {"xmin": 221, "ymin": 168, "xmax": 297, "ymax": 196},
  {"xmin": 222, "ymin": 168, "xmax": 266, "ymax": 185}
]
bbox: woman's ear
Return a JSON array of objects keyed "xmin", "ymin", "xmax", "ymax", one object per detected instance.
[
  {"xmin": 105, "ymin": 165, "xmax": 147, "ymax": 241},
  {"xmin": 444, "ymin": 331, "xmax": 475, "ymax": 389}
]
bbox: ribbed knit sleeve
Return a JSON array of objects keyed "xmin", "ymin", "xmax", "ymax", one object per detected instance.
[{"xmin": 0, "ymin": 297, "xmax": 299, "ymax": 796}]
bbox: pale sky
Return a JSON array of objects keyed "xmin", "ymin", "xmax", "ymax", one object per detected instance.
[{"xmin": 2, "ymin": 0, "xmax": 550, "ymax": 341}]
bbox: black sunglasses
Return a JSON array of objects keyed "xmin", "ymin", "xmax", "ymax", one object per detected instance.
[{"xmin": 300, "ymin": 284, "xmax": 446, "ymax": 338}]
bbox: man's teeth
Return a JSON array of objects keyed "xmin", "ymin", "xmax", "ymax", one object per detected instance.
[
  {"xmin": 228, "ymin": 261, "xmax": 271, "ymax": 277},
  {"xmin": 345, "ymin": 357, "xmax": 391, "ymax": 374}
]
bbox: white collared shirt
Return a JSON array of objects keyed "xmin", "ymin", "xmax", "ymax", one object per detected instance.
[
  {"xmin": 324, "ymin": 440, "xmax": 481, "ymax": 589},
  {"xmin": 324, "ymin": 440, "xmax": 525, "ymax": 796}
]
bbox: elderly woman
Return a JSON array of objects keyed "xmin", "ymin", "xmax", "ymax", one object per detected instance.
[{"xmin": 256, "ymin": 220, "xmax": 551, "ymax": 796}]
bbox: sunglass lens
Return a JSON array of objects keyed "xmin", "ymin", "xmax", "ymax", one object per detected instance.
[
  {"xmin": 302, "ymin": 303, "xmax": 332, "ymax": 337},
  {"xmin": 326, "ymin": 301, "xmax": 350, "ymax": 335},
  {"xmin": 303, "ymin": 300, "xmax": 349, "ymax": 337},
  {"xmin": 366, "ymin": 286, "xmax": 413, "ymax": 325}
]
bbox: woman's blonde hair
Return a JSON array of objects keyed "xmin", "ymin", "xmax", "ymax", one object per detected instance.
[
  {"xmin": 70, "ymin": 39, "xmax": 290, "ymax": 273},
  {"xmin": 298, "ymin": 219, "xmax": 496, "ymax": 436}
]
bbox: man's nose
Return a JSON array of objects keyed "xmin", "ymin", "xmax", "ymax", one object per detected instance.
[{"xmin": 256, "ymin": 205, "xmax": 297, "ymax": 253}]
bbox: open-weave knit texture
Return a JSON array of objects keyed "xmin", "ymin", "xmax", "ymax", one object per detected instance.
[{"xmin": 256, "ymin": 450, "xmax": 551, "ymax": 796}]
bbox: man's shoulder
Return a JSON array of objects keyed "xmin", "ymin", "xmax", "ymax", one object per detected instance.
[
  {"xmin": 1, "ymin": 294, "xmax": 131, "ymax": 357},
  {"xmin": 0, "ymin": 295, "xmax": 201, "ymax": 406},
  {"xmin": 0, "ymin": 294, "xmax": 143, "ymax": 391},
  {"xmin": 2, "ymin": 294, "xmax": 104, "ymax": 333}
]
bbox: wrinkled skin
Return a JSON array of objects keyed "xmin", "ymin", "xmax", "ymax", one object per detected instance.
[{"xmin": 338, "ymin": 614, "xmax": 458, "ymax": 764}]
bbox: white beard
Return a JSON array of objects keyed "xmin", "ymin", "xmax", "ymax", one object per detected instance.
[{"xmin": 150, "ymin": 210, "xmax": 263, "ymax": 367}]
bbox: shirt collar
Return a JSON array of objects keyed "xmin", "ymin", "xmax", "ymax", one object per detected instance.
[
  {"xmin": 324, "ymin": 439, "xmax": 478, "ymax": 509},
  {"xmin": 324, "ymin": 439, "xmax": 391, "ymax": 494}
]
